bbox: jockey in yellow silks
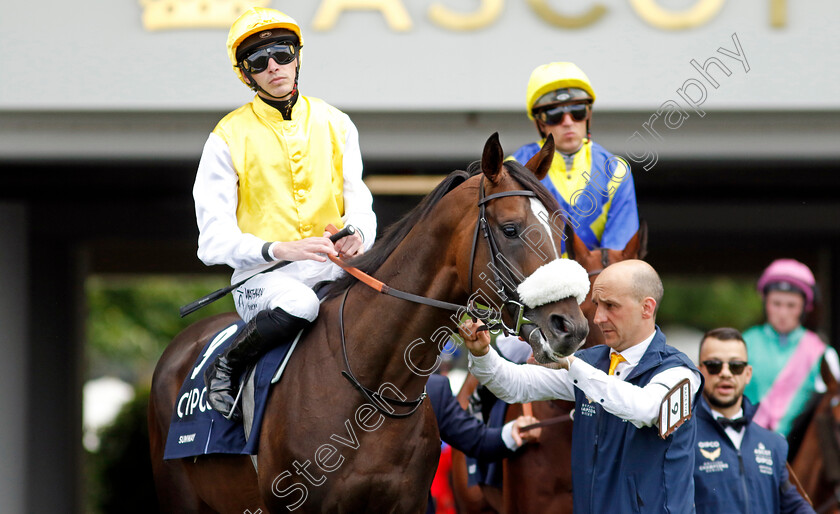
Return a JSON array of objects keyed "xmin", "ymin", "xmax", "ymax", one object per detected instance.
[
  {"xmin": 510, "ymin": 62, "xmax": 638, "ymax": 254},
  {"xmin": 193, "ymin": 7, "xmax": 376, "ymax": 420}
]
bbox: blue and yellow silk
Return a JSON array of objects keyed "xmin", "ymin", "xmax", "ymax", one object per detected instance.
[{"xmin": 510, "ymin": 139, "xmax": 639, "ymax": 252}]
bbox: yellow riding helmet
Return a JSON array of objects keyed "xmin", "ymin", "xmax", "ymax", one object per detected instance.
[
  {"xmin": 525, "ymin": 62, "xmax": 596, "ymax": 120},
  {"xmin": 227, "ymin": 7, "xmax": 303, "ymax": 86}
]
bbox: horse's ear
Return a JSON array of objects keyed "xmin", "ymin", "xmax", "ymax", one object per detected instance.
[
  {"xmin": 564, "ymin": 221, "xmax": 589, "ymax": 261},
  {"xmin": 481, "ymin": 132, "xmax": 505, "ymax": 184},
  {"xmin": 622, "ymin": 219, "xmax": 648, "ymax": 260},
  {"xmin": 821, "ymin": 357, "xmax": 838, "ymax": 393},
  {"xmin": 524, "ymin": 134, "xmax": 555, "ymax": 181}
]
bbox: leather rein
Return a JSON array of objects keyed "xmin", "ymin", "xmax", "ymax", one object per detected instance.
[{"xmin": 331, "ymin": 176, "xmax": 541, "ymax": 418}]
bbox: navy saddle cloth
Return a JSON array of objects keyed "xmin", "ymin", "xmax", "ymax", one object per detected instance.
[{"xmin": 163, "ymin": 320, "xmax": 299, "ymax": 460}]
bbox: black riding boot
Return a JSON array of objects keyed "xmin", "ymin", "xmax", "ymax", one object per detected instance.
[{"xmin": 204, "ymin": 307, "xmax": 309, "ymax": 421}]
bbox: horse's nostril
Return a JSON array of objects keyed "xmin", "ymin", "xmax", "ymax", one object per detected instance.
[{"xmin": 551, "ymin": 315, "xmax": 569, "ymax": 334}]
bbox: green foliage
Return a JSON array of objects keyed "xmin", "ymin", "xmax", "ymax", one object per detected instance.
[
  {"xmin": 657, "ymin": 275, "xmax": 764, "ymax": 332},
  {"xmin": 86, "ymin": 274, "xmax": 235, "ymax": 382},
  {"xmin": 87, "ymin": 387, "xmax": 158, "ymax": 514}
]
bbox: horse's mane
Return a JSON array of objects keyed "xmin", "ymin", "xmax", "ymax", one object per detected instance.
[
  {"xmin": 328, "ymin": 158, "xmax": 561, "ymax": 297},
  {"xmin": 327, "ymin": 169, "xmax": 470, "ymax": 297}
]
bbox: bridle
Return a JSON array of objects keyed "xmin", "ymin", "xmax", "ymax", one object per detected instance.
[
  {"xmin": 334, "ymin": 174, "xmax": 548, "ymax": 418},
  {"xmin": 586, "ymin": 247, "xmax": 610, "ymax": 277},
  {"xmin": 467, "ymin": 176, "xmax": 542, "ymax": 336}
]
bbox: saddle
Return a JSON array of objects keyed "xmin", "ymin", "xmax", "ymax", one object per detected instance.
[{"xmin": 162, "ymin": 320, "xmax": 304, "ymax": 460}]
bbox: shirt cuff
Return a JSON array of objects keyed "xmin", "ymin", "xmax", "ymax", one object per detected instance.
[
  {"xmin": 467, "ymin": 348, "xmax": 501, "ymax": 377},
  {"xmin": 261, "ymin": 242, "xmax": 274, "ymax": 262},
  {"xmin": 265, "ymin": 241, "xmax": 283, "ymax": 262},
  {"xmin": 501, "ymin": 421, "xmax": 519, "ymax": 451},
  {"xmin": 567, "ymin": 355, "xmax": 599, "ymax": 384}
]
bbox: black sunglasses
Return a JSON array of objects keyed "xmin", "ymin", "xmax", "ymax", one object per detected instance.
[
  {"xmin": 534, "ymin": 103, "xmax": 590, "ymax": 125},
  {"xmin": 239, "ymin": 42, "xmax": 298, "ymax": 74},
  {"xmin": 701, "ymin": 360, "xmax": 748, "ymax": 376}
]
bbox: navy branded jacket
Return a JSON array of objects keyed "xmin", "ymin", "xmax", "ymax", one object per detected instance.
[
  {"xmin": 428, "ymin": 374, "xmax": 511, "ymax": 460},
  {"xmin": 571, "ymin": 329, "xmax": 701, "ymax": 514},
  {"xmin": 426, "ymin": 373, "xmax": 512, "ymax": 514},
  {"xmin": 693, "ymin": 396, "xmax": 814, "ymax": 514}
]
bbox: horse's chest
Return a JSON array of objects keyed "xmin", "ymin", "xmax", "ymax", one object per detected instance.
[{"xmin": 262, "ymin": 405, "xmax": 437, "ymax": 510}]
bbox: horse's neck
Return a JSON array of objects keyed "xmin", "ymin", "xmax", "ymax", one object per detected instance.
[{"xmin": 340, "ymin": 211, "xmax": 469, "ymax": 399}]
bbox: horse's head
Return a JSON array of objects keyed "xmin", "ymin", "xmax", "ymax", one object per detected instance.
[
  {"xmin": 464, "ymin": 133, "xmax": 589, "ymax": 362},
  {"xmin": 819, "ymin": 357, "xmax": 840, "ymax": 424},
  {"xmin": 565, "ymin": 221, "xmax": 648, "ymax": 348}
]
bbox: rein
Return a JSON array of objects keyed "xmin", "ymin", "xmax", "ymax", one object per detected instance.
[
  {"xmin": 338, "ymin": 288, "xmax": 427, "ymax": 418},
  {"xmin": 520, "ymin": 411, "xmax": 573, "ymax": 432},
  {"xmin": 331, "ymin": 176, "xmax": 542, "ymax": 418}
]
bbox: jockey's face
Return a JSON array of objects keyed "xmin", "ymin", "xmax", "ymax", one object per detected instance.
[
  {"xmin": 765, "ymin": 290, "xmax": 805, "ymax": 335},
  {"xmin": 536, "ymin": 102, "xmax": 589, "ymax": 155},
  {"xmin": 246, "ymin": 52, "xmax": 298, "ymax": 101},
  {"xmin": 699, "ymin": 337, "xmax": 752, "ymax": 415}
]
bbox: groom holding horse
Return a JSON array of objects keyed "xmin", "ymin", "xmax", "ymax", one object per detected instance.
[
  {"xmin": 463, "ymin": 260, "xmax": 702, "ymax": 513},
  {"xmin": 192, "ymin": 7, "xmax": 376, "ymax": 421}
]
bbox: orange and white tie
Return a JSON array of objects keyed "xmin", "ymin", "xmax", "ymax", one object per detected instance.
[{"xmin": 608, "ymin": 352, "xmax": 626, "ymax": 376}]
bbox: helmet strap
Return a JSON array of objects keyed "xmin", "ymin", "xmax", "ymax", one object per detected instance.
[
  {"xmin": 534, "ymin": 120, "xmax": 547, "ymax": 139},
  {"xmin": 241, "ymin": 59, "xmax": 301, "ymax": 110}
]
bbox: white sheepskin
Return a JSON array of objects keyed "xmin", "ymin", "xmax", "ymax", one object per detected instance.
[{"xmin": 517, "ymin": 259, "xmax": 590, "ymax": 308}]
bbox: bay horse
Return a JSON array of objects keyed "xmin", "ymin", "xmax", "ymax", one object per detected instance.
[
  {"xmin": 451, "ymin": 221, "xmax": 648, "ymax": 514},
  {"xmin": 148, "ymin": 133, "xmax": 590, "ymax": 513},
  {"xmin": 792, "ymin": 358, "xmax": 840, "ymax": 514}
]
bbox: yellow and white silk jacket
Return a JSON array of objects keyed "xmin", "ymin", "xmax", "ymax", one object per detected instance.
[{"xmin": 194, "ymin": 94, "xmax": 376, "ymax": 274}]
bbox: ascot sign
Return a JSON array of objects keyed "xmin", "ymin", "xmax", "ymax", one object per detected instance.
[{"xmin": 141, "ymin": 0, "xmax": 788, "ymax": 31}]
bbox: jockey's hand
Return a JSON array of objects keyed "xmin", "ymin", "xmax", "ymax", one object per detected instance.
[
  {"xmin": 511, "ymin": 415, "xmax": 542, "ymax": 446},
  {"xmin": 328, "ymin": 230, "xmax": 365, "ymax": 258},
  {"xmin": 273, "ymin": 237, "xmax": 337, "ymax": 263},
  {"xmin": 460, "ymin": 319, "xmax": 491, "ymax": 357}
]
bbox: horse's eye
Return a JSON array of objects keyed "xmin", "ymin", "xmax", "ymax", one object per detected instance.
[{"xmin": 502, "ymin": 225, "xmax": 518, "ymax": 238}]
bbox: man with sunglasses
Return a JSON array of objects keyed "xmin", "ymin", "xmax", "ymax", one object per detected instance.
[
  {"xmin": 192, "ymin": 7, "xmax": 376, "ymax": 421},
  {"xmin": 742, "ymin": 259, "xmax": 840, "ymax": 439},
  {"xmin": 510, "ymin": 62, "xmax": 639, "ymax": 254},
  {"xmin": 694, "ymin": 328, "xmax": 814, "ymax": 513},
  {"xmin": 463, "ymin": 260, "xmax": 702, "ymax": 513}
]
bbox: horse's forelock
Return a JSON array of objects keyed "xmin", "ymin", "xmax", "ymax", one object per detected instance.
[{"xmin": 501, "ymin": 159, "xmax": 562, "ymax": 214}]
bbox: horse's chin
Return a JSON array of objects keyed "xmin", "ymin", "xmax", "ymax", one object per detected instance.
[{"xmin": 522, "ymin": 325, "xmax": 586, "ymax": 364}]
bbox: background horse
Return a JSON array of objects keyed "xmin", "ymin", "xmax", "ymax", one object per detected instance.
[
  {"xmin": 792, "ymin": 358, "xmax": 840, "ymax": 514},
  {"xmin": 148, "ymin": 133, "xmax": 589, "ymax": 513},
  {"xmin": 451, "ymin": 222, "xmax": 647, "ymax": 514}
]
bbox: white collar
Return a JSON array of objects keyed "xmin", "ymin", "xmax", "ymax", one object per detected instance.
[
  {"xmin": 612, "ymin": 331, "xmax": 656, "ymax": 366},
  {"xmin": 711, "ymin": 407, "xmax": 744, "ymax": 421}
]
